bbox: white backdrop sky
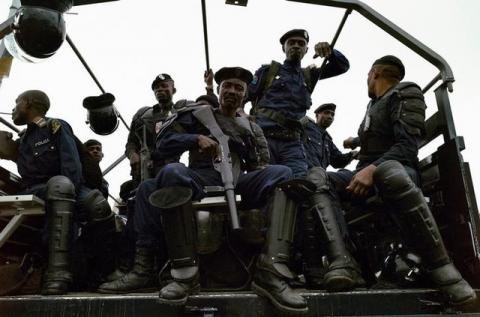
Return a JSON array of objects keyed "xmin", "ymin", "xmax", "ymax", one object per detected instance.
[{"xmin": 0, "ymin": 0, "xmax": 478, "ymax": 208}]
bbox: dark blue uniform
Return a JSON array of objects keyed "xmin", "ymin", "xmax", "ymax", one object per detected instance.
[
  {"xmin": 17, "ymin": 118, "xmax": 83, "ymax": 189},
  {"xmin": 16, "ymin": 118, "xmax": 90, "ymax": 217},
  {"xmin": 248, "ymin": 50, "xmax": 349, "ymax": 177},
  {"xmin": 303, "ymin": 118, "xmax": 354, "ymax": 169},
  {"xmin": 134, "ymin": 107, "xmax": 292, "ymax": 249}
]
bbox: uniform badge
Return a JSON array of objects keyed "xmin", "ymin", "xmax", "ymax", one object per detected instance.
[{"xmin": 50, "ymin": 120, "xmax": 61, "ymax": 134}]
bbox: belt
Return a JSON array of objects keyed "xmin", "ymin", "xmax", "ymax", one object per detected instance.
[{"xmin": 263, "ymin": 128, "xmax": 301, "ymax": 141}]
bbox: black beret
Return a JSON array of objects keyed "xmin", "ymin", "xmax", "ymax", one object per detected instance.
[
  {"xmin": 83, "ymin": 93, "xmax": 115, "ymax": 110},
  {"xmin": 280, "ymin": 29, "xmax": 309, "ymax": 45},
  {"xmin": 314, "ymin": 103, "xmax": 336, "ymax": 114},
  {"xmin": 214, "ymin": 67, "xmax": 253, "ymax": 85},
  {"xmin": 372, "ymin": 55, "xmax": 405, "ymax": 80},
  {"xmin": 151, "ymin": 73, "xmax": 174, "ymax": 90},
  {"xmin": 84, "ymin": 139, "xmax": 102, "ymax": 147}
]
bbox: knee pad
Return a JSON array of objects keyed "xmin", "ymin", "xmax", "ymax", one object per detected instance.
[
  {"xmin": 306, "ymin": 167, "xmax": 330, "ymax": 192},
  {"xmin": 46, "ymin": 176, "xmax": 75, "ymax": 202},
  {"xmin": 373, "ymin": 160, "xmax": 417, "ymax": 200},
  {"xmin": 81, "ymin": 189, "xmax": 112, "ymax": 222}
]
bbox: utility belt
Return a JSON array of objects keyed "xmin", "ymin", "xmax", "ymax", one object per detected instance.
[{"xmin": 263, "ymin": 128, "xmax": 301, "ymax": 141}]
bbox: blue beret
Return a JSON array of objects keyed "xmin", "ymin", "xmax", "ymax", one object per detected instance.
[
  {"xmin": 280, "ymin": 29, "xmax": 309, "ymax": 45},
  {"xmin": 314, "ymin": 103, "xmax": 336, "ymax": 114},
  {"xmin": 214, "ymin": 67, "xmax": 253, "ymax": 85},
  {"xmin": 151, "ymin": 73, "xmax": 174, "ymax": 90}
]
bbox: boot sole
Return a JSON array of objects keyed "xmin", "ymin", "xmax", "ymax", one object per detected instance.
[
  {"xmin": 157, "ymin": 285, "xmax": 200, "ymax": 306},
  {"xmin": 324, "ymin": 275, "xmax": 355, "ymax": 292},
  {"xmin": 251, "ymin": 282, "xmax": 308, "ymax": 315}
]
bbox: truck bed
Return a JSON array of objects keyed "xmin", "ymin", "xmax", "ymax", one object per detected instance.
[{"xmin": 1, "ymin": 289, "xmax": 479, "ymax": 316}]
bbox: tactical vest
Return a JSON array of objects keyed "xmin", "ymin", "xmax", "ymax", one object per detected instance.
[{"xmin": 358, "ymin": 82, "xmax": 426, "ymax": 165}]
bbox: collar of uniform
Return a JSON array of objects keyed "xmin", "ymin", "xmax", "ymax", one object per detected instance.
[
  {"xmin": 284, "ymin": 59, "xmax": 301, "ymax": 70},
  {"xmin": 154, "ymin": 101, "xmax": 173, "ymax": 113}
]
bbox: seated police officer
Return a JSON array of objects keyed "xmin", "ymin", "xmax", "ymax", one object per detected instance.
[
  {"xmin": 84, "ymin": 139, "xmax": 109, "ymax": 198},
  {"xmin": 334, "ymin": 56, "xmax": 476, "ymax": 305},
  {"xmin": 4, "ymin": 90, "xmax": 115, "ymax": 294},
  {"xmin": 301, "ymin": 103, "xmax": 361, "ymax": 289},
  {"xmin": 127, "ymin": 67, "xmax": 310, "ymax": 314}
]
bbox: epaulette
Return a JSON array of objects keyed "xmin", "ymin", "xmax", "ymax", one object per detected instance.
[{"xmin": 49, "ymin": 119, "xmax": 62, "ymax": 134}]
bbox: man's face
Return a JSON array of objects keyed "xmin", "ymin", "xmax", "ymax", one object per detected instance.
[
  {"xmin": 316, "ymin": 109, "xmax": 335, "ymax": 129},
  {"xmin": 12, "ymin": 95, "xmax": 29, "ymax": 125},
  {"xmin": 153, "ymin": 80, "xmax": 175, "ymax": 103},
  {"xmin": 86, "ymin": 144, "xmax": 103, "ymax": 163},
  {"xmin": 219, "ymin": 78, "xmax": 247, "ymax": 112},
  {"xmin": 283, "ymin": 36, "xmax": 308, "ymax": 62}
]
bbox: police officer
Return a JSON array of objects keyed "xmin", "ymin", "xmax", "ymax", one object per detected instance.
[
  {"xmin": 301, "ymin": 103, "xmax": 359, "ymax": 288},
  {"xmin": 118, "ymin": 67, "xmax": 308, "ymax": 314},
  {"xmin": 333, "ymin": 56, "xmax": 475, "ymax": 305},
  {"xmin": 304, "ymin": 103, "xmax": 357, "ymax": 169},
  {"xmin": 8, "ymin": 90, "xmax": 115, "ymax": 294},
  {"xmin": 248, "ymin": 29, "xmax": 350, "ymax": 177},
  {"xmin": 84, "ymin": 139, "xmax": 109, "ymax": 198},
  {"xmin": 125, "ymin": 73, "xmax": 189, "ymax": 185}
]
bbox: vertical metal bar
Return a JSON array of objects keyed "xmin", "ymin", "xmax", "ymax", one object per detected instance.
[
  {"xmin": 201, "ymin": 0, "xmax": 210, "ymax": 71},
  {"xmin": 316, "ymin": 9, "xmax": 352, "ymax": 76},
  {"xmin": 434, "ymin": 84, "xmax": 457, "ymax": 142}
]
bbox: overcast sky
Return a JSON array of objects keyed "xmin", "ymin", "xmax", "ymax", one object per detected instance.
[{"xmin": 0, "ymin": 0, "xmax": 478, "ymax": 208}]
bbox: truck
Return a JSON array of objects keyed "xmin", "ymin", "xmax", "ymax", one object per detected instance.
[{"xmin": 0, "ymin": 0, "xmax": 478, "ymax": 316}]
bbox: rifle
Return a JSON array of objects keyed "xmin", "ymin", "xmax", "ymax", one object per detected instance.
[
  {"xmin": 193, "ymin": 107, "xmax": 240, "ymax": 230},
  {"xmin": 139, "ymin": 125, "xmax": 151, "ymax": 181}
]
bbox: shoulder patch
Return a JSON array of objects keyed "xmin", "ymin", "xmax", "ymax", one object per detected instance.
[{"xmin": 50, "ymin": 119, "xmax": 62, "ymax": 134}]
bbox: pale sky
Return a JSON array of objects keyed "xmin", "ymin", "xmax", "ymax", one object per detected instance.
[{"xmin": 0, "ymin": 0, "xmax": 479, "ymax": 208}]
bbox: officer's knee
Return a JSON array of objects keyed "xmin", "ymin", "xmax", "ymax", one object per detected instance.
[
  {"xmin": 158, "ymin": 163, "xmax": 188, "ymax": 180},
  {"xmin": 373, "ymin": 160, "xmax": 416, "ymax": 196},
  {"xmin": 46, "ymin": 175, "xmax": 75, "ymax": 201},
  {"xmin": 81, "ymin": 189, "xmax": 112, "ymax": 222},
  {"xmin": 306, "ymin": 167, "xmax": 330, "ymax": 191},
  {"xmin": 266, "ymin": 165, "xmax": 292, "ymax": 181}
]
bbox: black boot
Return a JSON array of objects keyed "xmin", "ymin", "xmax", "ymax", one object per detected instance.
[
  {"xmin": 81, "ymin": 190, "xmax": 117, "ymax": 287},
  {"xmin": 301, "ymin": 207, "xmax": 326, "ymax": 289},
  {"xmin": 97, "ymin": 247, "xmax": 157, "ymax": 293},
  {"xmin": 306, "ymin": 167, "xmax": 363, "ymax": 292},
  {"xmin": 375, "ymin": 161, "xmax": 476, "ymax": 306},
  {"xmin": 150, "ymin": 187, "xmax": 200, "ymax": 306},
  {"xmin": 252, "ymin": 185, "xmax": 308, "ymax": 314},
  {"xmin": 42, "ymin": 176, "xmax": 75, "ymax": 295}
]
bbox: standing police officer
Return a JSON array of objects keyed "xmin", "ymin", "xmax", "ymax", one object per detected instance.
[
  {"xmin": 248, "ymin": 29, "xmax": 350, "ymax": 177},
  {"xmin": 125, "ymin": 74, "xmax": 189, "ymax": 185},
  {"xmin": 334, "ymin": 55, "xmax": 475, "ymax": 305},
  {"xmin": 8, "ymin": 90, "xmax": 115, "ymax": 294}
]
